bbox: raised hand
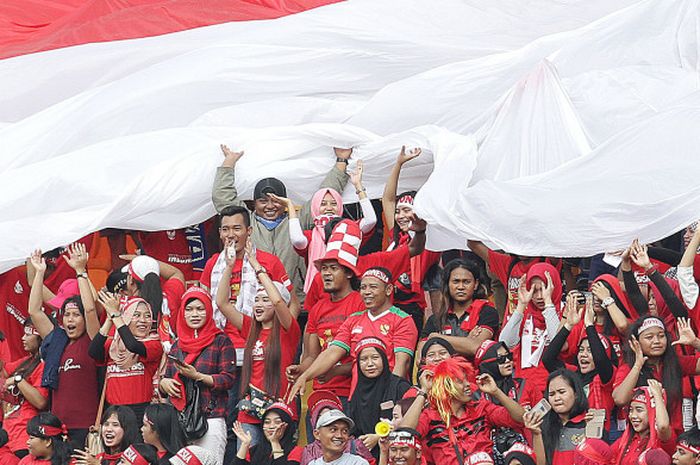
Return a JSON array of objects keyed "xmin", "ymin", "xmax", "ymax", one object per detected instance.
[
  {"xmin": 590, "ymin": 281, "xmax": 612, "ymax": 302},
  {"xmin": 584, "ymin": 294, "xmax": 595, "ymax": 327},
  {"xmin": 244, "ymin": 238, "xmax": 259, "ymax": 268},
  {"xmin": 232, "ymin": 421, "xmax": 253, "ymax": 446},
  {"xmin": 418, "ymin": 369, "xmax": 434, "ymax": 393},
  {"xmin": 63, "ymin": 242, "xmax": 89, "ymax": 272},
  {"xmin": 408, "ymin": 213, "xmax": 427, "ymax": 233},
  {"xmin": 220, "ymin": 144, "xmax": 244, "ymax": 166},
  {"xmin": 672, "ymin": 317, "xmax": 698, "ymax": 347},
  {"xmin": 630, "ymin": 240, "xmax": 653, "ymax": 271},
  {"xmin": 542, "ymin": 271, "xmax": 555, "ymax": 305},
  {"xmin": 29, "ymin": 249, "xmax": 47, "ymax": 274},
  {"xmin": 630, "ymin": 336, "xmax": 648, "ymax": 369},
  {"xmin": 563, "ymin": 292, "xmax": 582, "ymax": 329},
  {"xmin": 350, "ymin": 160, "xmax": 364, "ymax": 189},
  {"xmin": 647, "ymin": 378, "xmax": 664, "ymax": 398},
  {"xmin": 620, "ymin": 245, "xmax": 633, "ymax": 271},
  {"xmin": 267, "ymin": 193, "xmax": 294, "ymax": 209},
  {"xmin": 334, "ymin": 147, "xmax": 353, "ymax": 160},
  {"xmin": 97, "ymin": 290, "xmax": 120, "ymax": 314},
  {"xmin": 517, "ymin": 276, "xmax": 534, "ymax": 308},
  {"xmin": 476, "ymin": 373, "xmax": 499, "ymax": 395},
  {"xmin": 396, "ymin": 146, "xmax": 421, "ymax": 165}
]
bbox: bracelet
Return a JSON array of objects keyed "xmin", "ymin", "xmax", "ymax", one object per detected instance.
[
  {"xmin": 271, "ymin": 450, "xmax": 284, "ymax": 455},
  {"xmin": 76, "ymin": 272, "xmax": 88, "ymax": 279},
  {"xmin": 355, "ymin": 187, "xmax": 366, "ymax": 195},
  {"xmin": 255, "ymin": 268, "xmax": 267, "ymax": 276},
  {"xmin": 335, "ymin": 157, "xmax": 349, "ymax": 164},
  {"xmin": 644, "ymin": 266, "xmax": 657, "ymax": 276}
]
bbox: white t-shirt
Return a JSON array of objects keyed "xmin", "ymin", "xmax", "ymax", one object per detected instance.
[{"xmin": 308, "ymin": 453, "xmax": 370, "ymax": 465}]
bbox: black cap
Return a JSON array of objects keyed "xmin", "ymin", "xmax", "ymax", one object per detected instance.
[
  {"xmin": 253, "ymin": 177, "xmax": 286, "ymax": 200},
  {"xmin": 106, "ymin": 269, "xmax": 128, "ymax": 294}
]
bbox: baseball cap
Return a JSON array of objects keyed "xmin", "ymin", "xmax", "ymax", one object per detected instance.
[
  {"xmin": 253, "ymin": 177, "xmax": 286, "ymax": 200},
  {"xmin": 316, "ymin": 409, "xmax": 355, "ymax": 430}
]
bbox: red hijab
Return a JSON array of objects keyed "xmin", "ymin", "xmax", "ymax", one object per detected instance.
[
  {"xmin": 594, "ymin": 274, "xmax": 636, "ymax": 319},
  {"xmin": 615, "ymin": 387, "xmax": 662, "ymax": 465},
  {"xmin": 524, "ymin": 262, "xmax": 562, "ymax": 328},
  {"xmin": 172, "ymin": 287, "xmax": 221, "ymax": 410}
]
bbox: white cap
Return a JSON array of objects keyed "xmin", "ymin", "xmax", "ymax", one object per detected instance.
[
  {"xmin": 122, "ymin": 255, "xmax": 160, "ymax": 282},
  {"xmin": 315, "ymin": 409, "xmax": 355, "ymax": 430}
]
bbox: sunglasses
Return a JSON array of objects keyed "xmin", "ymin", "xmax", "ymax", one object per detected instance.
[{"xmin": 496, "ymin": 353, "xmax": 513, "ymax": 364}]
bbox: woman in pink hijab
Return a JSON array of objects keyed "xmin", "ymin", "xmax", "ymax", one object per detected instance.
[{"xmin": 271, "ymin": 160, "xmax": 376, "ymax": 293}]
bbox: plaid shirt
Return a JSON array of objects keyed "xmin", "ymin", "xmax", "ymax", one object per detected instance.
[{"xmin": 165, "ymin": 333, "xmax": 237, "ymax": 418}]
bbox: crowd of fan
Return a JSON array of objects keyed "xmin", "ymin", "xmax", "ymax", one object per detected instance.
[{"xmin": 2, "ymin": 144, "xmax": 700, "ymax": 465}]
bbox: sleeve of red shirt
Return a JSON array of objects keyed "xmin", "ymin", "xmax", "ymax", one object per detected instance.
[
  {"xmin": 199, "ymin": 255, "xmax": 217, "ymax": 289},
  {"xmin": 143, "ymin": 339, "xmax": 165, "ymax": 362},
  {"xmin": 679, "ymin": 354, "xmax": 700, "ymax": 376},
  {"xmin": 329, "ymin": 317, "xmax": 353, "ymax": 354},
  {"xmin": 519, "ymin": 379, "xmax": 543, "ymax": 409},
  {"xmin": 304, "ymin": 275, "xmax": 323, "ymax": 311},
  {"xmin": 361, "ymin": 245, "xmax": 411, "ymax": 280},
  {"xmin": 393, "ymin": 313, "xmax": 418, "ymax": 357},
  {"xmin": 306, "ymin": 302, "xmax": 320, "ymax": 335},
  {"xmin": 483, "ymin": 400, "xmax": 520, "ymax": 429},
  {"xmin": 487, "ymin": 249, "xmax": 513, "ymax": 286},
  {"xmin": 613, "ymin": 362, "xmax": 632, "ymax": 390},
  {"xmin": 163, "ymin": 278, "xmax": 186, "ymax": 322},
  {"xmin": 416, "ymin": 409, "xmax": 431, "ymax": 437},
  {"xmin": 263, "ymin": 255, "xmax": 293, "ymax": 292}
]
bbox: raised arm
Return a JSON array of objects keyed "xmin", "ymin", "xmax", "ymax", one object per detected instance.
[
  {"xmin": 298, "ymin": 147, "xmax": 351, "ymax": 228},
  {"xmin": 466, "ymin": 240, "xmax": 490, "ymax": 264},
  {"xmin": 542, "ymin": 293, "xmax": 580, "ymax": 372},
  {"xmin": 27, "ymin": 250, "xmax": 55, "ymax": 338},
  {"xmin": 407, "ymin": 214, "xmax": 427, "ymax": 258},
  {"xmin": 678, "ymin": 227, "xmax": 700, "ymax": 308},
  {"xmin": 350, "ymin": 160, "xmax": 377, "ymax": 233},
  {"xmin": 632, "ymin": 241, "xmax": 687, "ymax": 318},
  {"xmin": 268, "ymin": 194, "xmax": 308, "ymax": 250},
  {"xmin": 648, "ymin": 379, "xmax": 672, "ymax": 442},
  {"xmin": 478, "ymin": 373, "xmax": 525, "ymax": 422},
  {"xmin": 382, "ymin": 147, "xmax": 421, "ymax": 231},
  {"xmin": 212, "ymin": 144, "xmax": 248, "ymax": 213},
  {"xmin": 584, "ymin": 307, "xmax": 614, "ymax": 384},
  {"xmin": 612, "ymin": 337, "xmax": 646, "ymax": 406},
  {"xmin": 246, "ymin": 240, "xmax": 293, "ymax": 331},
  {"xmin": 500, "ymin": 277, "xmax": 532, "ymax": 348},
  {"xmin": 214, "ymin": 250, "xmax": 244, "ymax": 330},
  {"xmin": 63, "ymin": 243, "xmax": 99, "ymax": 339},
  {"xmin": 591, "ymin": 281, "xmax": 630, "ymax": 335}
]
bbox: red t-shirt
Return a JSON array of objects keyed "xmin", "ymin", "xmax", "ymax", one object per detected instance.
[
  {"xmin": 330, "ymin": 306, "xmax": 417, "ymax": 393},
  {"xmin": 393, "ymin": 250, "xmax": 441, "ymax": 308},
  {"xmin": 614, "ymin": 356, "xmax": 699, "ymax": 434},
  {"xmin": 18, "ymin": 456, "xmax": 50, "ymax": 465},
  {"xmin": 104, "ymin": 338, "xmax": 163, "ymax": 405},
  {"xmin": 305, "ymin": 245, "xmax": 412, "ymax": 310},
  {"xmin": 417, "ymin": 400, "xmax": 519, "ymax": 462},
  {"xmin": 53, "ymin": 333, "xmax": 99, "ymax": 429},
  {"xmin": 138, "ymin": 230, "xmax": 193, "ymax": 281},
  {"xmin": 160, "ymin": 277, "xmax": 186, "ymax": 341},
  {"xmin": 201, "ymin": 250, "xmax": 292, "ymax": 348},
  {"xmin": 2, "ymin": 358, "xmax": 48, "ymax": 452},
  {"xmin": 237, "ymin": 314, "xmax": 301, "ymax": 424},
  {"xmin": 306, "ymin": 291, "xmax": 364, "ymax": 398}
]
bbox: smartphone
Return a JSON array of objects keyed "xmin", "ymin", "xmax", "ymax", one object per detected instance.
[
  {"xmin": 167, "ymin": 354, "xmax": 184, "ymax": 365},
  {"xmin": 586, "ymin": 409, "xmax": 606, "ymax": 439},
  {"xmin": 531, "ymin": 398, "xmax": 551, "ymax": 417}
]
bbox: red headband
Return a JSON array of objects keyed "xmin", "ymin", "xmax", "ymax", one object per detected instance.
[
  {"xmin": 355, "ymin": 337, "xmax": 387, "ymax": 356},
  {"xmin": 121, "ymin": 446, "xmax": 151, "ymax": 465},
  {"xmin": 38, "ymin": 424, "xmax": 68, "ymax": 437},
  {"xmin": 174, "ymin": 448, "xmax": 203, "ymax": 465},
  {"xmin": 362, "ymin": 268, "xmax": 390, "ymax": 284},
  {"xmin": 679, "ymin": 441, "xmax": 700, "ymax": 455},
  {"xmin": 388, "ymin": 431, "xmax": 421, "ymax": 451},
  {"xmin": 638, "ymin": 317, "xmax": 664, "ymax": 335},
  {"xmin": 396, "ymin": 194, "xmax": 415, "ymax": 208}
]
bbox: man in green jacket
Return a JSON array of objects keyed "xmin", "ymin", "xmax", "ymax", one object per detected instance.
[{"xmin": 212, "ymin": 144, "xmax": 352, "ymax": 307}]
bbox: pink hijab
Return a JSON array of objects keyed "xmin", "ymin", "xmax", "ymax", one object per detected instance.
[{"xmin": 306, "ymin": 188, "xmax": 343, "ymax": 292}]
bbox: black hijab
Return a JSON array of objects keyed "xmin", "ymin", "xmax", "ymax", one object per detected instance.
[
  {"xmin": 478, "ymin": 341, "xmax": 516, "ymax": 405},
  {"xmin": 348, "ymin": 345, "xmax": 411, "ymax": 436}
]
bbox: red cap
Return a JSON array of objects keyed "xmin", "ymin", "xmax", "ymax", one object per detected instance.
[
  {"xmin": 314, "ymin": 220, "xmax": 361, "ymax": 276},
  {"xmin": 474, "ymin": 340, "xmax": 497, "ymax": 366},
  {"xmin": 266, "ymin": 402, "xmax": 298, "ymax": 422},
  {"xmin": 47, "ymin": 279, "xmax": 79, "ymax": 310}
]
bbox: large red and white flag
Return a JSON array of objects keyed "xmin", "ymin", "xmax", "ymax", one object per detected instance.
[{"xmin": 0, "ymin": 0, "xmax": 699, "ymax": 271}]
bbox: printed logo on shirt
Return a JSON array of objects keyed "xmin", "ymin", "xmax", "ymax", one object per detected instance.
[
  {"xmin": 107, "ymin": 361, "xmax": 146, "ymax": 378},
  {"xmin": 319, "ymin": 329, "xmax": 334, "ymax": 348},
  {"xmin": 14, "ymin": 280, "xmax": 23, "ymax": 294},
  {"xmin": 6, "ymin": 303, "xmax": 25, "ymax": 324},
  {"xmin": 398, "ymin": 272, "xmax": 411, "ymax": 287},
  {"xmin": 252, "ymin": 340, "xmax": 265, "ymax": 360},
  {"xmin": 351, "ymin": 326, "xmax": 364, "ymax": 335},
  {"xmin": 60, "ymin": 358, "xmax": 82, "ymax": 372},
  {"xmin": 379, "ymin": 324, "xmax": 390, "ymax": 336}
]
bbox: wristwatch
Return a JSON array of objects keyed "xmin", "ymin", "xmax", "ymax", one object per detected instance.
[
  {"xmin": 110, "ymin": 312, "xmax": 122, "ymax": 319},
  {"xmin": 335, "ymin": 157, "xmax": 349, "ymax": 164},
  {"xmin": 13, "ymin": 375, "xmax": 22, "ymax": 385},
  {"xmin": 601, "ymin": 297, "xmax": 615, "ymax": 309},
  {"xmin": 255, "ymin": 267, "xmax": 267, "ymax": 276},
  {"xmin": 76, "ymin": 271, "xmax": 89, "ymax": 279}
]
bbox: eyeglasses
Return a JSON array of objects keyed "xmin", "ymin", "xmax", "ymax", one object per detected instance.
[{"xmin": 496, "ymin": 353, "xmax": 513, "ymax": 364}]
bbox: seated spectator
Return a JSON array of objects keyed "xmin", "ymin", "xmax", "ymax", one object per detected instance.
[
  {"xmin": 540, "ymin": 369, "xmax": 589, "ymax": 465},
  {"xmin": 213, "ymin": 144, "xmax": 352, "ymax": 304},
  {"xmin": 141, "ymin": 404, "xmax": 186, "ymax": 465},
  {"xmin": 168, "ymin": 446, "xmax": 218, "ymax": 465},
  {"xmin": 271, "ymin": 158, "xmax": 375, "ymax": 293},
  {"xmin": 382, "ymin": 147, "xmax": 441, "ymax": 334},
  {"xmin": 307, "ymin": 409, "xmax": 370, "ymax": 465},
  {"xmin": 232, "ymin": 402, "xmax": 302, "ymax": 465},
  {"xmin": 377, "ymin": 428, "xmax": 423, "ymax": 465},
  {"xmin": 420, "ymin": 337, "xmax": 455, "ymax": 367},
  {"xmin": 401, "ymin": 357, "xmax": 524, "ymax": 462},
  {"xmin": 289, "ymin": 267, "xmax": 418, "ymax": 401},
  {"xmin": 348, "ymin": 338, "xmax": 412, "ymax": 455},
  {"xmin": 611, "ymin": 381, "xmax": 675, "ymax": 465},
  {"xmin": 72, "ymin": 405, "xmax": 140, "ymax": 465},
  {"xmin": 215, "ymin": 239, "xmax": 299, "ymax": 449},
  {"xmin": 118, "ymin": 444, "xmax": 159, "ymax": 465},
  {"xmin": 159, "ymin": 287, "xmax": 235, "ymax": 462},
  {"xmin": 499, "ymin": 264, "xmax": 562, "ymax": 392},
  {"xmin": 89, "ymin": 296, "xmax": 163, "ymax": 423},
  {"xmin": 673, "ymin": 427, "xmax": 700, "ymax": 465},
  {"xmin": 0, "ymin": 319, "xmax": 48, "ymax": 461},
  {"xmin": 420, "ymin": 259, "xmax": 499, "ymax": 358},
  {"xmin": 28, "ymin": 248, "xmax": 100, "ymax": 449},
  {"xmin": 21, "ymin": 412, "xmax": 72, "ymax": 465},
  {"xmin": 301, "ymin": 391, "xmax": 374, "ymax": 465}
]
